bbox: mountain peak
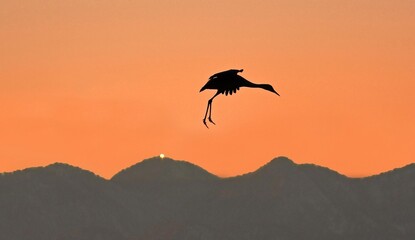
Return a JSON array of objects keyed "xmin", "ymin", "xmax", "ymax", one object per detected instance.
[
  {"xmin": 43, "ymin": 162, "xmax": 100, "ymax": 177},
  {"xmin": 259, "ymin": 156, "xmax": 296, "ymax": 170},
  {"xmin": 111, "ymin": 156, "xmax": 218, "ymax": 184},
  {"xmin": 46, "ymin": 162, "xmax": 80, "ymax": 170},
  {"xmin": 251, "ymin": 156, "xmax": 297, "ymax": 177},
  {"xmin": 268, "ymin": 156, "xmax": 296, "ymax": 166}
]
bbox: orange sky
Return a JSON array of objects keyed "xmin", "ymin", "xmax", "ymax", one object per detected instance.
[{"xmin": 1, "ymin": 0, "xmax": 414, "ymax": 178}]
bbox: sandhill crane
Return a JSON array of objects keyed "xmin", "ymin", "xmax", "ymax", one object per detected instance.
[{"xmin": 199, "ymin": 69, "xmax": 279, "ymax": 128}]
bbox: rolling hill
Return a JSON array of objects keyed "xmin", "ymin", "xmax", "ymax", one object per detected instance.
[{"xmin": 1, "ymin": 156, "xmax": 414, "ymax": 239}]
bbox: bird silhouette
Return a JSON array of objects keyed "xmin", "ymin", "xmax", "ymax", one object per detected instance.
[{"xmin": 200, "ymin": 69, "xmax": 280, "ymax": 128}]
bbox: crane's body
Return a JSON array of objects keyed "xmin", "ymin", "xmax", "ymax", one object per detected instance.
[{"xmin": 200, "ymin": 69, "xmax": 279, "ymax": 128}]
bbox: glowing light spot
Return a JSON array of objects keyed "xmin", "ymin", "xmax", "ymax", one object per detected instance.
[{"xmin": 160, "ymin": 153, "xmax": 165, "ymax": 159}]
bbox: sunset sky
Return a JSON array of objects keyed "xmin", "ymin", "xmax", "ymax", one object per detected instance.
[{"xmin": 1, "ymin": 0, "xmax": 414, "ymax": 178}]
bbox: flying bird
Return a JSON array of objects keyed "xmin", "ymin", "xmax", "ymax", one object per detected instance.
[{"xmin": 199, "ymin": 69, "xmax": 279, "ymax": 128}]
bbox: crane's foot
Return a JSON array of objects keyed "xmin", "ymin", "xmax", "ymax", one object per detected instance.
[
  {"xmin": 208, "ymin": 117, "xmax": 215, "ymax": 125},
  {"xmin": 203, "ymin": 119, "xmax": 209, "ymax": 128}
]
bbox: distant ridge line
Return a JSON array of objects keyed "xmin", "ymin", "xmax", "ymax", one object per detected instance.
[{"xmin": 1, "ymin": 156, "xmax": 414, "ymax": 180}]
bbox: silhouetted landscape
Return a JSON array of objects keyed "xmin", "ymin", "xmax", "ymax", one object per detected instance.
[{"xmin": 1, "ymin": 156, "xmax": 414, "ymax": 240}]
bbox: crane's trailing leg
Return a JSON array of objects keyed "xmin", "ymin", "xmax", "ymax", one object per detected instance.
[
  {"xmin": 203, "ymin": 92, "xmax": 220, "ymax": 128},
  {"xmin": 202, "ymin": 102, "xmax": 210, "ymax": 128},
  {"xmin": 208, "ymin": 101, "xmax": 215, "ymax": 125}
]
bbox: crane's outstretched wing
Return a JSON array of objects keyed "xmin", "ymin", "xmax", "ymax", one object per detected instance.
[
  {"xmin": 209, "ymin": 69, "xmax": 243, "ymax": 80},
  {"xmin": 201, "ymin": 71, "xmax": 246, "ymax": 93}
]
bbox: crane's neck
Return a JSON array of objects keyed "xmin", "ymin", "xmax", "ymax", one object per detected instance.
[
  {"xmin": 244, "ymin": 82, "xmax": 268, "ymax": 90},
  {"xmin": 255, "ymin": 83, "xmax": 269, "ymax": 89},
  {"xmin": 243, "ymin": 82, "xmax": 279, "ymax": 95}
]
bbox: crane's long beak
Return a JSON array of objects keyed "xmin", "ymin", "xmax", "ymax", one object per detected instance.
[
  {"xmin": 269, "ymin": 88, "xmax": 280, "ymax": 96},
  {"xmin": 273, "ymin": 90, "xmax": 280, "ymax": 96}
]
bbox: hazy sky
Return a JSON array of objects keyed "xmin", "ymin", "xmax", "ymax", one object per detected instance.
[{"xmin": 1, "ymin": 0, "xmax": 414, "ymax": 178}]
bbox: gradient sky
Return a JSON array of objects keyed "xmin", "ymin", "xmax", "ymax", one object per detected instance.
[{"xmin": 1, "ymin": 0, "xmax": 414, "ymax": 178}]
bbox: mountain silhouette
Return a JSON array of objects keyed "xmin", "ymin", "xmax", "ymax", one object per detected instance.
[
  {"xmin": 1, "ymin": 156, "xmax": 414, "ymax": 239},
  {"xmin": 112, "ymin": 157, "xmax": 218, "ymax": 184}
]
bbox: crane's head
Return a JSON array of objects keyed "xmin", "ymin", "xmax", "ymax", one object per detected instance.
[
  {"xmin": 238, "ymin": 69, "xmax": 244, "ymax": 73},
  {"xmin": 262, "ymin": 84, "xmax": 280, "ymax": 96}
]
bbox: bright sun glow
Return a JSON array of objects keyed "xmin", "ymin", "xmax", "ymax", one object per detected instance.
[{"xmin": 160, "ymin": 153, "xmax": 165, "ymax": 159}]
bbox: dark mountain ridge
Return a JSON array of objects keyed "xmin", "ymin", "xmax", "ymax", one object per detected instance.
[
  {"xmin": 1, "ymin": 156, "xmax": 414, "ymax": 240},
  {"xmin": 112, "ymin": 157, "xmax": 218, "ymax": 184}
]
